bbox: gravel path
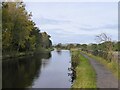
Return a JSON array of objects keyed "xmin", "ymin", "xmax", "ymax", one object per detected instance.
[{"xmin": 81, "ymin": 53, "xmax": 118, "ymax": 88}]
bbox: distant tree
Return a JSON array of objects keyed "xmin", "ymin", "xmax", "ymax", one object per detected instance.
[
  {"xmin": 90, "ymin": 44, "xmax": 98, "ymax": 55},
  {"xmin": 112, "ymin": 42, "xmax": 120, "ymax": 51},
  {"xmin": 91, "ymin": 44, "xmax": 97, "ymax": 51},
  {"xmin": 81, "ymin": 44, "xmax": 87, "ymax": 51},
  {"xmin": 56, "ymin": 43, "xmax": 62, "ymax": 48},
  {"xmin": 76, "ymin": 44, "xmax": 81, "ymax": 48},
  {"xmin": 118, "ymin": 42, "xmax": 120, "ymax": 51},
  {"xmin": 67, "ymin": 44, "xmax": 75, "ymax": 49}
]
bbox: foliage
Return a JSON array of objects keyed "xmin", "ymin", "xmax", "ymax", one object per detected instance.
[
  {"xmin": 71, "ymin": 50, "xmax": 80, "ymax": 69},
  {"xmin": 41, "ymin": 32, "xmax": 52, "ymax": 49},
  {"xmin": 2, "ymin": 2, "xmax": 52, "ymax": 56},
  {"xmin": 95, "ymin": 33, "xmax": 113, "ymax": 62}
]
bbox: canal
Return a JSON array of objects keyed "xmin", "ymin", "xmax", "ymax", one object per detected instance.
[{"xmin": 2, "ymin": 50, "xmax": 72, "ymax": 88}]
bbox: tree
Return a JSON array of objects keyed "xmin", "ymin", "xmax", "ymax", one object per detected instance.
[
  {"xmin": 96, "ymin": 33, "xmax": 113, "ymax": 62},
  {"xmin": 2, "ymin": 2, "xmax": 52, "ymax": 56},
  {"xmin": 41, "ymin": 32, "xmax": 52, "ymax": 49},
  {"xmin": 2, "ymin": 2, "xmax": 33, "ymax": 52},
  {"xmin": 76, "ymin": 44, "xmax": 81, "ymax": 48},
  {"xmin": 56, "ymin": 43, "xmax": 62, "ymax": 48},
  {"xmin": 81, "ymin": 44, "xmax": 87, "ymax": 51},
  {"xmin": 90, "ymin": 44, "xmax": 98, "ymax": 55},
  {"xmin": 113, "ymin": 42, "xmax": 120, "ymax": 51},
  {"xmin": 66, "ymin": 44, "xmax": 75, "ymax": 49}
]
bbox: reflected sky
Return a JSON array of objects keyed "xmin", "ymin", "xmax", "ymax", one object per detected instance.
[{"xmin": 32, "ymin": 50, "xmax": 71, "ymax": 88}]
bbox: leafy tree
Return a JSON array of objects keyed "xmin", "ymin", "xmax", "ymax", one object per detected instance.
[
  {"xmin": 76, "ymin": 44, "xmax": 81, "ymax": 48},
  {"xmin": 41, "ymin": 32, "xmax": 52, "ymax": 49},
  {"xmin": 67, "ymin": 44, "xmax": 75, "ymax": 49},
  {"xmin": 81, "ymin": 44, "xmax": 87, "ymax": 51},
  {"xmin": 55, "ymin": 43, "xmax": 62, "ymax": 48},
  {"xmin": 2, "ymin": 2, "xmax": 33, "ymax": 51},
  {"xmin": 2, "ymin": 2, "xmax": 52, "ymax": 56}
]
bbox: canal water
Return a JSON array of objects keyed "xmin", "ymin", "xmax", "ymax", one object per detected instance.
[{"xmin": 2, "ymin": 50, "xmax": 72, "ymax": 88}]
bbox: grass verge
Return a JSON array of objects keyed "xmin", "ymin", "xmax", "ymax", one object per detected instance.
[{"xmin": 71, "ymin": 50, "xmax": 97, "ymax": 88}]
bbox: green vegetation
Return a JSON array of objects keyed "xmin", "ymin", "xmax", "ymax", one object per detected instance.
[
  {"xmin": 54, "ymin": 41, "xmax": 119, "ymax": 52},
  {"xmin": 71, "ymin": 49, "xmax": 80, "ymax": 70},
  {"xmin": 71, "ymin": 50, "xmax": 97, "ymax": 88},
  {"xmin": 2, "ymin": 2, "xmax": 52, "ymax": 59},
  {"xmin": 83, "ymin": 51, "xmax": 119, "ymax": 79}
]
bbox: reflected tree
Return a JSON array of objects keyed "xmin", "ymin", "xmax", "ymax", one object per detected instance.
[{"xmin": 2, "ymin": 52, "xmax": 52, "ymax": 88}]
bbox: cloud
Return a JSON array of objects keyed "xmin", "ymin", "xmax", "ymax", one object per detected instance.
[
  {"xmin": 36, "ymin": 17, "xmax": 71, "ymax": 25},
  {"xmin": 101, "ymin": 24, "xmax": 117, "ymax": 29},
  {"xmin": 79, "ymin": 24, "xmax": 117, "ymax": 31},
  {"xmin": 25, "ymin": 2, "xmax": 118, "ymax": 44}
]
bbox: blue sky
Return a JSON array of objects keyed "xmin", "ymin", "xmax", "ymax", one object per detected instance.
[{"xmin": 25, "ymin": 2, "xmax": 118, "ymax": 44}]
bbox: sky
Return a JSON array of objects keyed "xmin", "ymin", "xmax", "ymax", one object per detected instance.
[{"xmin": 25, "ymin": 2, "xmax": 118, "ymax": 44}]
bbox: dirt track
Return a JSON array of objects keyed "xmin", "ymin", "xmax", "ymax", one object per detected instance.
[{"xmin": 81, "ymin": 53, "xmax": 118, "ymax": 88}]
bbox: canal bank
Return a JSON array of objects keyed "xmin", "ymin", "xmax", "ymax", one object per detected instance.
[
  {"xmin": 2, "ymin": 48, "xmax": 54, "ymax": 60},
  {"xmin": 71, "ymin": 50, "xmax": 96, "ymax": 88}
]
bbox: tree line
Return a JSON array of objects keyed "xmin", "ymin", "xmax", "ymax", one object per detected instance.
[
  {"xmin": 2, "ymin": 2, "xmax": 52, "ymax": 55},
  {"xmin": 55, "ymin": 42, "xmax": 119, "ymax": 51},
  {"xmin": 55, "ymin": 33, "xmax": 119, "ymax": 62}
]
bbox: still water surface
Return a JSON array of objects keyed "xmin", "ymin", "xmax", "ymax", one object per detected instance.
[{"xmin": 3, "ymin": 50, "xmax": 72, "ymax": 88}]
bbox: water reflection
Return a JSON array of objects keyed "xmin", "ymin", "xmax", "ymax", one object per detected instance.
[
  {"xmin": 68, "ymin": 67, "xmax": 76, "ymax": 84},
  {"xmin": 56, "ymin": 50, "xmax": 62, "ymax": 55},
  {"xmin": 32, "ymin": 50, "xmax": 71, "ymax": 88},
  {"xmin": 68, "ymin": 58, "xmax": 77, "ymax": 84},
  {"xmin": 2, "ymin": 52, "xmax": 51, "ymax": 88},
  {"xmin": 3, "ymin": 50, "xmax": 72, "ymax": 88}
]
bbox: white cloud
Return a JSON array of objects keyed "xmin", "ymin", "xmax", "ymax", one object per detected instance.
[{"xmin": 25, "ymin": 2, "xmax": 118, "ymax": 44}]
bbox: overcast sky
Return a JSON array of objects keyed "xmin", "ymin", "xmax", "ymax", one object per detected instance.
[{"xmin": 25, "ymin": 2, "xmax": 118, "ymax": 44}]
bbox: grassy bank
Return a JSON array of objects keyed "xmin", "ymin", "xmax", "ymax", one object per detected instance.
[
  {"xmin": 82, "ymin": 51, "xmax": 119, "ymax": 79},
  {"xmin": 71, "ymin": 50, "xmax": 97, "ymax": 88}
]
